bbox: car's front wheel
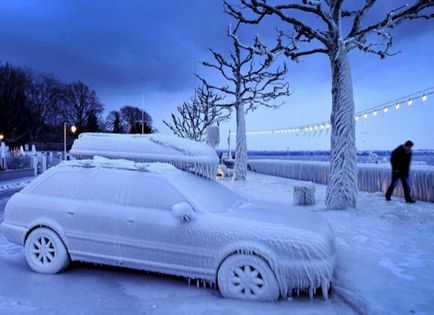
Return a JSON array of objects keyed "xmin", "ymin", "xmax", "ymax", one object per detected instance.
[
  {"xmin": 25, "ymin": 227, "xmax": 70, "ymax": 274},
  {"xmin": 218, "ymin": 254, "xmax": 280, "ymax": 301}
]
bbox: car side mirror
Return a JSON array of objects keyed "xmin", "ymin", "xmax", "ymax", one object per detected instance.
[{"xmin": 171, "ymin": 202, "xmax": 195, "ymax": 223}]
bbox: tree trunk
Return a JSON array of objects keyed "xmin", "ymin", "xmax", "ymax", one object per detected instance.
[
  {"xmin": 234, "ymin": 103, "xmax": 247, "ymax": 180},
  {"xmin": 326, "ymin": 48, "xmax": 358, "ymax": 209}
]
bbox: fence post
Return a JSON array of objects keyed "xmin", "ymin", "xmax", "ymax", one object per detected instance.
[
  {"xmin": 41, "ymin": 154, "xmax": 47, "ymax": 173},
  {"xmin": 32, "ymin": 156, "xmax": 38, "ymax": 176}
]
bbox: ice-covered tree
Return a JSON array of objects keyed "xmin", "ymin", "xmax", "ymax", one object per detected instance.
[
  {"xmin": 198, "ymin": 23, "xmax": 290, "ymax": 180},
  {"xmin": 224, "ymin": 0, "xmax": 434, "ymax": 208},
  {"xmin": 163, "ymin": 85, "xmax": 228, "ymax": 141}
]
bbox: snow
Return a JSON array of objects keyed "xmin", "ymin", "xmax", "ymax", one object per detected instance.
[
  {"xmin": 0, "ymin": 177, "xmax": 33, "ymax": 198},
  {"xmin": 1, "ymin": 169, "xmax": 434, "ymax": 313},
  {"xmin": 249, "ymin": 159, "xmax": 434, "ymax": 203},
  {"xmin": 70, "ymin": 133, "xmax": 219, "ymax": 179},
  {"xmin": 220, "ymin": 172, "xmax": 434, "ymax": 315}
]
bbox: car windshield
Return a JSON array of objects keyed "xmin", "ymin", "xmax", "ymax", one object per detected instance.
[{"xmin": 170, "ymin": 173, "xmax": 242, "ymax": 213}]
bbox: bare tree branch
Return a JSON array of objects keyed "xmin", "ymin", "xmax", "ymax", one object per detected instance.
[
  {"xmin": 163, "ymin": 85, "xmax": 230, "ymax": 141},
  {"xmin": 199, "ymin": 23, "xmax": 291, "ymax": 112}
]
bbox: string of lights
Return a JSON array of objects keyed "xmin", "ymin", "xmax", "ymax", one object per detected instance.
[{"xmin": 228, "ymin": 86, "xmax": 434, "ymax": 137}]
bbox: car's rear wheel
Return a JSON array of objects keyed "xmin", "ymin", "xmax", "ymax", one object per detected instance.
[
  {"xmin": 25, "ymin": 227, "xmax": 70, "ymax": 274},
  {"xmin": 218, "ymin": 254, "xmax": 280, "ymax": 302}
]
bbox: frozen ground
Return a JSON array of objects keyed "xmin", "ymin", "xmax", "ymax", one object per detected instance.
[
  {"xmin": 1, "ymin": 171, "xmax": 434, "ymax": 314},
  {"xmin": 221, "ymin": 172, "xmax": 434, "ymax": 315}
]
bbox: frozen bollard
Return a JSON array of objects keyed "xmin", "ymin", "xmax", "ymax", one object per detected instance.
[
  {"xmin": 216, "ymin": 164, "xmax": 235, "ymax": 178},
  {"xmin": 293, "ymin": 183, "xmax": 316, "ymax": 205}
]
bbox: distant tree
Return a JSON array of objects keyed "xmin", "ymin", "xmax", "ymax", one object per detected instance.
[
  {"xmin": 105, "ymin": 110, "xmax": 124, "ymax": 133},
  {"xmin": 25, "ymin": 73, "xmax": 62, "ymax": 141},
  {"xmin": 163, "ymin": 85, "xmax": 229, "ymax": 141},
  {"xmin": 84, "ymin": 112, "xmax": 100, "ymax": 132},
  {"xmin": 0, "ymin": 63, "xmax": 32, "ymax": 144},
  {"xmin": 59, "ymin": 81, "xmax": 104, "ymax": 130},
  {"xmin": 224, "ymin": 0, "xmax": 434, "ymax": 209},
  {"xmin": 198, "ymin": 23, "xmax": 290, "ymax": 180},
  {"xmin": 120, "ymin": 105, "xmax": 153, "ymax": 134}
]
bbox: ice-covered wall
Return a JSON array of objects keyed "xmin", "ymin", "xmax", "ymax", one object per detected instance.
[{"xmin": 249, "ymin": 160, "xmax": 434, "ymax": 203}]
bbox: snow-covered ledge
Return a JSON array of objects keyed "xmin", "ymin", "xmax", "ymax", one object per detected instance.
[{"xmin": 249, "ymin": 160, "xmax": 434, "ymax": 203}]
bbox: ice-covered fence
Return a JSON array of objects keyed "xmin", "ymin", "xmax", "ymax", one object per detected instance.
[{"xmin": 248, "ymin": 160, "xmax": 434, "ymax": 203}]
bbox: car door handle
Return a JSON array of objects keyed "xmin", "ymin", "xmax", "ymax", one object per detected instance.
[
  {"xmin": 127, "ymin": 219, "xmax": 134, "ymax": 223},
  {"xmin": 67, "ymin": 211, "xmax": 75, "ymax": 216}
]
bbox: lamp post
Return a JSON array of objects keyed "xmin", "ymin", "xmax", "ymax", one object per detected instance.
[
  {"xmin": 64, "ymin": 123, "xmax": 77, "ymax": 160},
  {"xmin": 0, "ymin": 134, "xmax": 4, "ymax": 141},
  {"xmin": 141, "ymin": 93, "xmax": 145, "ymax": 134}
]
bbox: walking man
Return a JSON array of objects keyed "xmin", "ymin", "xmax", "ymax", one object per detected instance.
[{"xmin": 385, "ymin": 140, "xmax": 415, "ymax": 203}]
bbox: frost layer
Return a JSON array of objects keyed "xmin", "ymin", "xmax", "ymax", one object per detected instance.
[
  {"xmin": 249, "ymin": 160, "xmax": 434, "ymax": 203},
  {"xmin": 70, "ymin": 133, "xmax": 219, "ymax": 179}
]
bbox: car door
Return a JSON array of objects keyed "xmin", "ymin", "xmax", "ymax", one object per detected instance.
[
  {"xmin": 118, "ymin": 172, "xmax": 211, "ymax": 275},
  {"xmin": 66, "ymin": 168, "xmax": 128, "ymax": 266}
]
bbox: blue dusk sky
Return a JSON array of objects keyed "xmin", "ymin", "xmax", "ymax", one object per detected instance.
[{"xmin": 1, "ymin": 0, "xmax": 433, "ymax": 151}]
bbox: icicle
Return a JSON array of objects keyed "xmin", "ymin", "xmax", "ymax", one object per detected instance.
[
  {"xmin": 308, "ymin": 287, "xmax": 314, "ymax": 299},
  {"xmin": 321, "ymin": 281, "xmax": 329, "ymax": 300}
]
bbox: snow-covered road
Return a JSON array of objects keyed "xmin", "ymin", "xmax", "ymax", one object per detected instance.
[{"xmin": 1, "ymin": 171, "xmax": 433, "ymax": 314}]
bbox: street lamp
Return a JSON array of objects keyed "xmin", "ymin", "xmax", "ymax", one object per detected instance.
[
  {"xmin": 64, "ymin": 123, "xmax": 77, "ymax": 160},
  {"xmin": 0, "ymin": 134, "xmax": 4, "ymax": 141}
]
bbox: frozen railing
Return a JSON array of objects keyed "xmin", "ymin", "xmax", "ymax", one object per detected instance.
[{"xmin": 248, "ymin": 160, "xmax": 434, "ymax": 203}]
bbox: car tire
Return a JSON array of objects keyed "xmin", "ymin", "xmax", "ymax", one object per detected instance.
[
  {"xmin": 25, "ymin": 227, "xmax": 70, "ymax": 274},
  {"xmin": 218, "ymin": 254, "xmax": 280, "ymax": 302}
]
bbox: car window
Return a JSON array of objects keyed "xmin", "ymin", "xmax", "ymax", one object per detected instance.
[
  {"xmin": 170, "ymin": 172, "xmax": 242, "ymax": 213},
  {"xmin": 74, "ymin": 169, "xmax": 127, "ymax": 204},
  {"xmin": 126, "ymin": 173, "xmax": 186, "ymax": 210},
  {"xmin": 31, "ymin": 170, "xmax": 89, "ymax": 199}
]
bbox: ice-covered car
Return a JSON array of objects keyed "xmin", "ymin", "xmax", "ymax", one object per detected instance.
[{"xmin": 0, "ymin": 157, "xmax": 336, "ymax": 301}]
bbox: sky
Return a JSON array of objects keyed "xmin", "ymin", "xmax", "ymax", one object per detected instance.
[{"xmin": 1, "ymin": 0, "xmax": 433, "ymax": 151}]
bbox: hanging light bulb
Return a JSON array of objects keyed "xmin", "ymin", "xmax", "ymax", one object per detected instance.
[
  {"xmin": 355, "ymin": 116, "xmax": 359, "ymax": 121},
  {"xmin": 407, "ymin": 99, "xmax": 413, "ymax": 106},
  {"xmin": 363, "ymin": 113, "xmax": 368, "ymax": 119},
  {"xmin": 384, "ymin": 107, "xmax": 389, "ymax": 113},
  {"xmin": 422, "ymin": 94, "xmax": 428, "ymax": 102},
  {"xmin": 395, "ymin": 103, "xmax": 400, "ymax": 110},
  {"xmin": 373, "ymin": 111, "xmax": 378, "ymax": 117}
]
